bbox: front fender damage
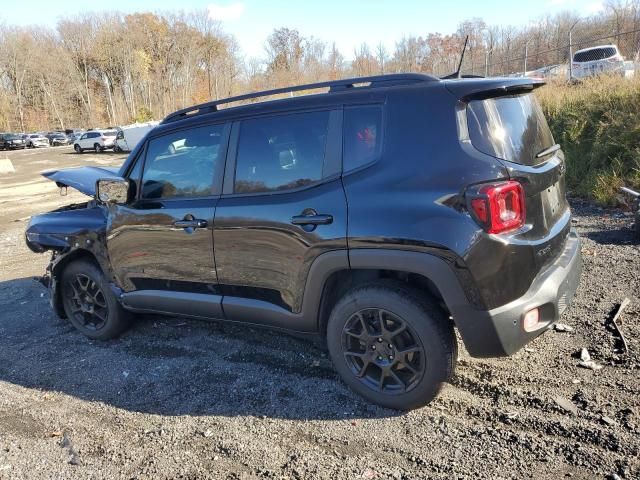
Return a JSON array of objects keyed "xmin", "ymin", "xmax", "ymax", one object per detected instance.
[{"xmin": 25, "ymin": 201, "xmax": 116, "ymax": 318}]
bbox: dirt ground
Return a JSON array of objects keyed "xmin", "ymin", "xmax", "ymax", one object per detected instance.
[{"xmin": 0, "ymin": 146, "xmax": 638, "ymax": 480}]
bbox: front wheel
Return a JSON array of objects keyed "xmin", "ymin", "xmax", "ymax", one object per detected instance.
[
  {"xmin": 327, "ymin": 281, "xmax": 457, "ymax": 410},
  {"xmin": 60, "ymin": 259, "xmax": 131, "ymax": 340}
]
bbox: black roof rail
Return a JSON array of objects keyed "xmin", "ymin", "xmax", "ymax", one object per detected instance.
[{"xmin": 161, "ymin": 73, "xmax": 437, "ymax": 124}]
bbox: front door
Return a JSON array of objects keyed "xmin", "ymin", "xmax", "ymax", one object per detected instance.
[
  {"xmin": 106, "ymin": 123, "xmax": 229, "ymax": 318},
  {"xmin": 214, "ymin": 109, "xmax": 348, "ymax": 326}
]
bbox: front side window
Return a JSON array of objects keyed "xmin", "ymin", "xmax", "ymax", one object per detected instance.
[
  {"xmin": 234, "ymin": 111, "xmax": 330, "ymax": 194},
  {"xmin": 141, "ymin": 124, "xmax": 225, "ymax": 200},
  {"xmin": 343, "ymin": 105, "xmax": 383, "ymax": 171}
]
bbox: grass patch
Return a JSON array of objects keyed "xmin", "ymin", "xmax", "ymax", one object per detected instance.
[{"xmin": 536, "ymin": 75, "xmax": 640, "ymax": 206}]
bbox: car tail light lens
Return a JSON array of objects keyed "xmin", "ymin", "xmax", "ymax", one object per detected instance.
[
  {"xmin": 467, "ymin": 180, "xmax": 526, "ymax": 234},
  {"xmin": 100, "ymin": 136, "xmax": 106, "ymax": 141}
]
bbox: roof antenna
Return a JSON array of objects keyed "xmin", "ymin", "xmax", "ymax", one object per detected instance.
[{"xmin": 441, "ymin": 35, "xmax": 469, "ymax": 79}]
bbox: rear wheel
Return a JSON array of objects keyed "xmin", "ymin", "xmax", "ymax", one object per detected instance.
[
  {"xmin": 94, "ymin": 143, "xmax": 103, "ymax": 153},
  {"xmin": 327, "ymin": 281, "xmax": 456, "ymax": 410},
  {"xmin": 60, "ymin": 259, "xmax": 131, "ymax": 340},
  {"xmin": 74, "ymin": 144, "xmax": 82, "ymax": 153}
]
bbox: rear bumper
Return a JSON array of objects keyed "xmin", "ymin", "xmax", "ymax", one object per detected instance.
[{"xmin": 454, "ymin": 229, "xmax": 582, "ymax": 357}]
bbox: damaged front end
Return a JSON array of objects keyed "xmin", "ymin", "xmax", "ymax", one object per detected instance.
[{"xmin": 25, "ymin": 167, "xmax": 119, "ymax": 317}]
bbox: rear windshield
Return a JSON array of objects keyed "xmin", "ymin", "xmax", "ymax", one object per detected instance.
[
  {"xmin": 466, "ymin": 93, "xmax": 555, "ymax": 165},
  {"xmin": 573, "ymin": 47, "xmax": 616, "ymax": 62},
  {"xmin": 102, "ymin": 130, "xmax": 117, "ymax": 137}
]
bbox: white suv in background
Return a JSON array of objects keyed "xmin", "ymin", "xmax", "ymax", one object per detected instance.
[
  {"xmin": 572, "ymin": 44, "xmax": 625, "ymax": 80},
  {"xmin": 73, "ymin": 130, "xmax": 117, "ymax": 153}
]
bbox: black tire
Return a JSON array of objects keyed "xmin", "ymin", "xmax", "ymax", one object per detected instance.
[
  {"xmin": 60, "ymin": 259, "xmax": 131, "ymax": 340},
  {"xmin": 326, "ymin": 281, "xmax": 457, "ymax": 410},
  {"xmin": 94, "ymin": 143, "xmax": 102, "ymax": 153},
  {"xmin": 74, "ymin": 144, "xmax": 82, "ymax": 153}
]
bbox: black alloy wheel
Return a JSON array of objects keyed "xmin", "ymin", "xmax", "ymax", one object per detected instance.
[
  {"xmin": 342, "ymin": 307, "xmax": 425, "ymax": 394},
  {"xmin": 64, "ymin": 273, "xmax": 109, "ymax": 331}
]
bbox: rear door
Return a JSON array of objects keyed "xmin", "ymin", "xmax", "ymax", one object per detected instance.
[
  {"xmin": 106, "ymin": 122, "xmax": 230, "ymax": 318},
  {"xmin": 214, "ymin": 109, "xmax": 347, "ymax": 326}
]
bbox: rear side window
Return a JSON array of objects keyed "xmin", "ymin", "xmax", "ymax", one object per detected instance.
[
  {"xmin": 141, "ymin": 124, "xmax": 224, "ymax": 199},
  {"xmin": 234, "ymin": 111, "xmax": 330, "ymax": 194},
  {"xmin": 343, "ymin": 105, "xmax": 383, "ymax": 171},
  {"xmin": 466, "ymin": 93, "xmax": 555, "ymax": 165},
  {"xmin": 573, "ymin": 47, "xmax": 616, "ymax": 62}
]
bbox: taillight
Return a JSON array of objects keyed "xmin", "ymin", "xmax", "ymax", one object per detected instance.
[
  {"xmin": 100, "ymin": 136, "xmax": 106, "ymax": 141},
  {"xmin": 467, "ymin": 180, "xmax": 526, "ymax": 234}
]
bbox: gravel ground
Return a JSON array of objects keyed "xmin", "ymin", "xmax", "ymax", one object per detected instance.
[{"xmin": 0, "ymin": 147, "xmax": 638, "ymax": 479}]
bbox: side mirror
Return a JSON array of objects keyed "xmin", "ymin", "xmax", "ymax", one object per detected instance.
[{"xmin": 96, "ymin": 177, "xmax": 129, "ymax": 204}]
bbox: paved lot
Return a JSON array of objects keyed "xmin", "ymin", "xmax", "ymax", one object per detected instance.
[{"xmin": 0, "ymin": 146, "xmax": 638, "ymax": 479}]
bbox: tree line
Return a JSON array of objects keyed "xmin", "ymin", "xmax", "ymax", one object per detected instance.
[{"xmin": 0, "ymin": 1, "xmax": 639, "ymax": 132}]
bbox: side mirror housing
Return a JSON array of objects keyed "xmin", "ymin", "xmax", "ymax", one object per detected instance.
[{"xmin": 96, "ymin": 177, "xmax": 129, "ymax": 204}]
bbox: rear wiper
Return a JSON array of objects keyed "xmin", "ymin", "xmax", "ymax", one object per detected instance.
[{"xmin": 535, "ymin": 143, "xmax": 561, "ymax": 158}]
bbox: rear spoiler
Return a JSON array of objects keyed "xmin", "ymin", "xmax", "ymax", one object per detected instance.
[{"xmin": 444, "ymin": 78, "xmax": 546, "ymax": 102}]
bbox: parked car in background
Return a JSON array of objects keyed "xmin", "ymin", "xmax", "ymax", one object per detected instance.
[
  {"xmin": 0, "ymin": 133, "xmax": 26, "ymax": 149},
  {"xmin": 67, "ymin": 132, "xmax": 83, "ymax": 143},
  {"xmin": 572, "ymin": 44, "xmax": 625, "ymax": 80},
  {"xmin": 26, "ymin": 134, "xmax": 50, "ymax": 148},
  {"xmin": 50, "ymin": 133, "xmax": 70, "ymax": 146},
  {"xmin": 114, "ymin": 121, "xmax": 158, "ymax": 152},
  {"xmin": 73, "ymin": 130, "xmax": 117, "ymax": 153},
  {"xmin": 532, "ymin": 64, "xmax": 568, "ymax": 80}
]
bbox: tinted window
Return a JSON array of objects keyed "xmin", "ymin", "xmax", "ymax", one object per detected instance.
[
  {"xmin": 234, "ymin": 111, "xmax": 330, "ymax": 194},
  {"xmin": 127, "ymin": 149, "xmax": 144, "ymax": 193},
  {"xmin": 343, "ymin": 105, "xmax": 383, "ymax": 171},
  {"xmin": 102, "ymin": 130, "xmax": 117, "ymax": 137},
  {"xmin": 466, "ymin": 93, "xmax": 555, "ymax": 165},
  {"xmin": 141, "ymin": 124, "xmax": 225, "ymax": 199},
  {"xmin": 574, "ymin": 47, "xmax": 616, "ymax": 62}
]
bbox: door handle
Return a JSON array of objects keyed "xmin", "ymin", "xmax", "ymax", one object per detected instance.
[
  {"xmin": 291, "ymin": 213, "xmax": 333, "ymax": 226},
  {"xmin": 173, "ymin": 219, "xmax": 208, "ymax": 229}
]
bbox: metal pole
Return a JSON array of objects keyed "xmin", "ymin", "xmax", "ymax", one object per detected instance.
[
  {"xmin": 568, "ymin": 30, "xmax": 573, "ymax": 81},
  {"xmin": 485, "ymin": 51, "xmax": 489, "ymax": 77},
  {"xmin": 523, "ymin": 44, "xmax": 528, "ymax": 77}
]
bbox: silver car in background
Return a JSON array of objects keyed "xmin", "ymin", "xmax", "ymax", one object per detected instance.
[
  {"xmin": 572, "ymin": 44, "xmax": 625, "ymax": 80},
  {"xmin": 26, "ymin": 134, "xmax": 50, "ymax": 148}
]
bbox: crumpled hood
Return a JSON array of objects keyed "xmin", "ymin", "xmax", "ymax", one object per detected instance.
[{"xmin": 42, "ymin": 166, "xmax": 121, "ymax": 196}]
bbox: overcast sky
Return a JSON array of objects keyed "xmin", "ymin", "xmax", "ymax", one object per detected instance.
[{"xmin": 4, "ymin": 0, "xmax": 605, "ymax": 58}]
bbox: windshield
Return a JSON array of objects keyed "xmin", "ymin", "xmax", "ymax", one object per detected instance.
[
  {"xmin": 466, "ymin": 93, "xmax": 555, "ymax": 165},
  {"xmin": 5, "ymin": 134, "xmax": 20, "ymax": 140},
  {"xmin": 574, "ymin": 47, "xmax": 616, "ymax": 62}
]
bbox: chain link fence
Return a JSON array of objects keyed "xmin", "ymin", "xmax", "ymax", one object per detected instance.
[{"xmin": 443, "ymin": 26, "xmax": 640, "ymax": 80}]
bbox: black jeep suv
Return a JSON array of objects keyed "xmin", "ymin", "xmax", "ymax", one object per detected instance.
[{"xmin": 26, "ymin": 74, "xmax": 581, "ymax": 409}]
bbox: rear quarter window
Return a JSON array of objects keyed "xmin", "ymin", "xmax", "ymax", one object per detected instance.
[{"xmin": 343, "ymin": 105, "xmax": 383, "ymax": 172}]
